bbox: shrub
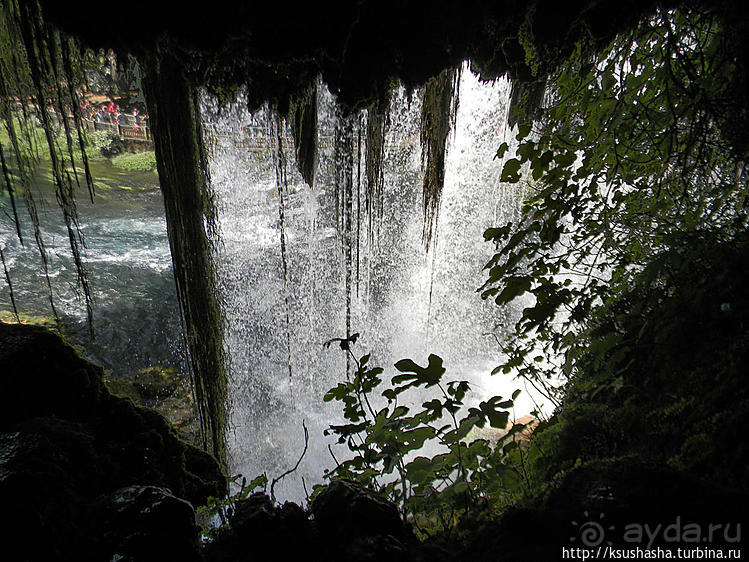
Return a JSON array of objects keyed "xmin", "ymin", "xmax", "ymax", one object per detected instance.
[
  {"xmin": 88, "ymin": 129, "xmax": 125, "ymax": 157},
  {"xmin": 318, "ymin": 334, "xmax": 533, "ymax": 537}
]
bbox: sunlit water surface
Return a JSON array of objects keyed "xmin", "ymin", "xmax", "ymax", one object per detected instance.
[{"xmin": 0, "ymin": 159, "xmax": 182, "ymax": 376}]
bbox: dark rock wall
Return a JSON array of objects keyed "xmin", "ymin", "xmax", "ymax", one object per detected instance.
[{"xmin": 0, "ymin": 321, "xmax": 226, "ymax": 560}]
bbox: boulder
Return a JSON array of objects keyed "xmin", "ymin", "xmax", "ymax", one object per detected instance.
[
  {"xmin": 0, "ymin": 321, "xmax": 227, "ymax": 561},
  {"xmin": 205, "ymin": 493, "xmax": 312, "ymax": 561},
  {"xmin": 203, "ymin": 480, "xmax": 452, "ymax": 562},
  {"xmin": 311, "ymin": 479, "xmax": 413, "ymax": 543},
  {"xmin": 93, "ymin": 486, "xmax": 202, "ymax": 562}
]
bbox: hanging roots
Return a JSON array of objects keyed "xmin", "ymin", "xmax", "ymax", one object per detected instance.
[
  {"xmin": 289, "ymin": 80, "xmax": 318, "ymax": 188},
  {"xmin": 365, "ymin": 93, "xmax": 389, "ymax": 245},
  {"xmin": 333, "ymin": 105, "xmax": 356, "ymax": 375},
  {"xmin": 271, "ymin": 106, "xmax": 295, "ymax": 404},
  {"xmin": 420, "ymin": 66, "xmax": 461, "ymax": 248},
  {"xmin": 507, "ymin": 76, "xmax": 547, "ymax": 128},
  {"xmin": 141, "ymin": 49, "xmax": 228, "ymax": 465}
]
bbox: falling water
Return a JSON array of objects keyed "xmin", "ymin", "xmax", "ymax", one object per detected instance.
[{"xmin": 201, "ymin": 65, "xmax": 534, "ymax": 502}]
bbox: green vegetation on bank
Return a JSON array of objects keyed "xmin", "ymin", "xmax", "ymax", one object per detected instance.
[
  {"xmin": 111, "ymin": 151, "xmax": 157, "ymax": 172},
  {"xmin": 1, "ymin": 119, "xmax": 156, "ymax": 177},
  {"xmin": 1, "ymin": 118, "xmax": 104, "ymax": 162}
]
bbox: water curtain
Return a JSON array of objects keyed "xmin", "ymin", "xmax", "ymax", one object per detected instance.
[{"xmin": 202, "ymin": 68, "xmax": 526, "ymax": 501}]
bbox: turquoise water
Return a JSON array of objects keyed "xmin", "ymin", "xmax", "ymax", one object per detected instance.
[{"xmin": 0, "ymin": 158, "xmax": 183, "ymax": 376}]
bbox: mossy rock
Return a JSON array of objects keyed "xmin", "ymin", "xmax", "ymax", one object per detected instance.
[
  {"xmin": 124, "ymin": 365, "xmax": 180, "ymax": 399},
  {"xmin": 0, "ymin": 310, "xmax": 55, "ymax": 328},
  {"xmin": 0, "ymin": 311, "xmax": 86, "ymax": 358},
  {"xmin": 160, "ymin": 391, "xmax": 201, "ymax": 447},
  {"xmin": 104, "ymin": 378, "xmax": 141, "ymax": 403},
  {"xmin": 0, "ymin": 321, "xmax": 226, "ymax": 502},
  {"xmin": 107, "ymin": 365, "xmax": 200, "ymax": 446}
]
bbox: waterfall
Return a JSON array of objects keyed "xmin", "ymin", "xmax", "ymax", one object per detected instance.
[{"xmin": 201, "ymin": 65, "xmax": 532, "ymax": 502}]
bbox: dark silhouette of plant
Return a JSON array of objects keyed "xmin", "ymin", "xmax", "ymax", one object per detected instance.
[
  {"xmin": 482, "ymin": 6, "xmax": 748, "ymax": 402},
  {"xmin": 321, "ymin": 337, "xmax": 533, "ymax": 536}
]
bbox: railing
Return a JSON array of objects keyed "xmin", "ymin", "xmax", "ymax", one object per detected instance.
[
  {"xmin": 69, "ymin": 115, "xmax": 416, "ymax": 152},
  {"xmin": 19, "ymin": 102, "xmax": 413, "ymax": 150},
  {"xmin": 77, "ymin": 117, "xmax": 152, "ymax": 142},
  {"xmin": 207, "ymin": 125, "xmax": 416, "ymax": 153}
]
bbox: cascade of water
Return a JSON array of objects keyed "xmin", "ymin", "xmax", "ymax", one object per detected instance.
[{"xmin": 201, "ymin": 66, "xmax": 533, "ymax": 502}]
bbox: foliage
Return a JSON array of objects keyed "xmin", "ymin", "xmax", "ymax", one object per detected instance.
[
  {"xmin": 111, "ymin": 151, "xmax": 157, "ymax": 172},
  {"xmin": 197, "ymin": 473, "xmax": 268, "ymax": 536},
  {"xmin": 197, "ymin": 419, "xmax": 309, "ymax": 536},
  {"xmin": 529, "ymin": 232, "xmax": 749, "ymax": 489},
  {"xmin": 309, "ymin": 7, "xmax": 749, "ymax": 539},
  {"xmin": 0, "ymin": 0, "xmax": 96, "ymax": 332},
  {"xmin": 0, "ymin": 116, "xmax": 43, "ymax": 160},
  {"xmin": 1, "ymin": 117, "xmax": 108, "ymax": 164},
  {"xmin": 81, "ymin": 49, "xmax": 145, "ymax": 111},
  {"xmin": 482, "ymin": 7, "xmax": 748, "ymax": 404},
  {"xmin": 321, "ymin": 335, "xmax": 537, "ymax": 536},
  {"xmin": 88, "ymin": 129, "xmax": 125, "ymax": 158}
]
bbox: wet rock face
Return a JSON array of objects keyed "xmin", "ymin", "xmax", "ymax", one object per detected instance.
[
  {"xmin": 124, "ymin": 365, "xmax": 182, "ymax": 399},
  {"xmin": 38, "ymin": 0, "xmax": 666, "ymax": 111},
  {"xmin": 107, "ymin": 365, "xmax": 202, "ymax": 446},
  {"xmin": 0, "ymin": 321, "xmax": 226, "ymax": 561}
]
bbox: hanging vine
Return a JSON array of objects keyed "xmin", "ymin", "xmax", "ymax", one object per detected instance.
[
  {"xmin": 333, "ymin": 105, "xmax": 356, "ymax": 375},
  {"xmin": 0, "ymin": 0, "xmax": 95, "ymax": 332},
  {"xmin": 288, "ymin": 80, "xmax": 318, "ymax": 188},
  {"xmin": 141, "ymin": 48, "xmax": 228, "ymax": 464},
  {"xmin": 365, "ymin": 94, "xmax": 389, "ymax": 246}
]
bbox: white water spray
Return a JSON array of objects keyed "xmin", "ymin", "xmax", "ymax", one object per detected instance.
[{"xmin": 201, "ymin": 66, "xmax": 536, "ymax": 502}]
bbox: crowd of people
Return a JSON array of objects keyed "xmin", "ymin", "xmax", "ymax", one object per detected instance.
[{"xmin": 80, "ymin": 100, "xmax": 149, "ymax": 131}]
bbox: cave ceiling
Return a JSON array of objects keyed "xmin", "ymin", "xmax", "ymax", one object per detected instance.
[{"xmin": 36, "ymin": 0, "xmax": 689, "ymax": 111}]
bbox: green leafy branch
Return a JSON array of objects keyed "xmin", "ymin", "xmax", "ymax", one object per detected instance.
[
  {"xmin": 322, "ymin": 336, "xmax": 531, "ymax": 536},
  {"xmin": 482, "ymin": 6, "xmax": 749, "ymax": 405}
]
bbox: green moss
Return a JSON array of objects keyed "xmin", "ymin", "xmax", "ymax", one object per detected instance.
[
  {"xmin": 0, "ymin": 309, "xmax": 55, "ymax": 328},
  {"xmin": 142, "ymin": 50, "xmax": 228, "ymax": 466},
  {"xmin": 104, "ymin": 378, "xmax": 141, "ymax": 403},
  {"xmin": 105, "ymin": 365, "xmax": 200, "ymax": 447},
  {"xmin": 288, "ymin": 81, "xmax": 318, "ymax": 187},
  {"xmin": 419, "ymin": 67, "xmax": 460, "ymax": 247},
  {"xmin": 125, "ymin": 365, "xmax": 180, "ymax": 399}
]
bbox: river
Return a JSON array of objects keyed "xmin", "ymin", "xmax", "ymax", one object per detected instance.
[{"xmin": 0, "ymin": 157, "xmax": 183, "ymax": 377}]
